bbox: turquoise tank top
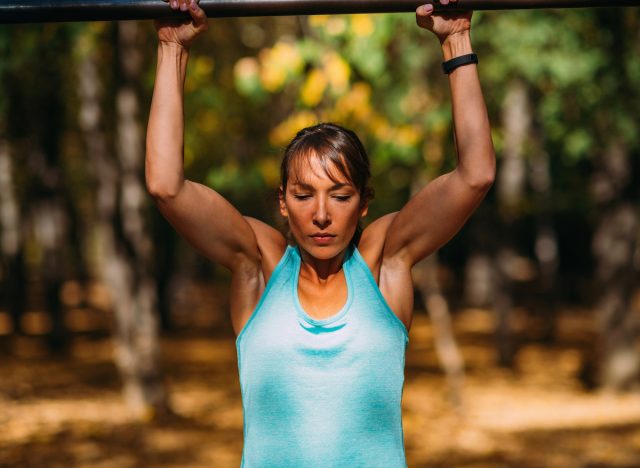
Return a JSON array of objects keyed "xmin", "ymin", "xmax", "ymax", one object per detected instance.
[{"xmin": 236, "ymin": 244, "xmax": 410, "ymax": 467}]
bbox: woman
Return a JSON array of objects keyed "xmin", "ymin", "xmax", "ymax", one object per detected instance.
[{"xmin": 147, "ymin": 0, "xmax": 495, "ymax": 466}]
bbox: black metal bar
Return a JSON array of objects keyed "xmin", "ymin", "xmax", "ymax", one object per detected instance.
[{"xmin": 1, "ymin": 0, "xmax": 639, "ymax": 24}]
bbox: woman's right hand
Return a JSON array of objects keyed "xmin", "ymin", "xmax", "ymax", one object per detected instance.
[{"xmin": 156, "ymin": 0, "xmax": 208, "ymax": 49}]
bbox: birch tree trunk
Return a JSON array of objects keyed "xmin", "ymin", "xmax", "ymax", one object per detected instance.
[
  {"xmin": 76, "ymin": 22, "xmax": 167, "ymax": 417},
  {"xmin": 413, "ymin": 255, "xmax": 465, "ymax": 409},
  {"xmin": 114, "ymin": 20, "xmax": 166, "ymax": 416}
]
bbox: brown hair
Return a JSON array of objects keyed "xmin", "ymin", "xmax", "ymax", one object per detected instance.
[{"xmin": 280, "ymin": 122, "xmax": 374, "ymax": 246}]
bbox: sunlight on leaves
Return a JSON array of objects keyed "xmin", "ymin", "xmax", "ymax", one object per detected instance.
[
  {"xmin": 269, "ymin": 111, "xmax": 318, "ymax": 147},
  {"xmin": 259, "ymin": 40, "xmax": 303, "ymax": 92},
  {"xmin": 300, "ymin": 68, "xmax": 327, "ymax": 107}
]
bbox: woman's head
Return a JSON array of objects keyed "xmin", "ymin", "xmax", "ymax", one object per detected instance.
[
  {"xmin": 280, "ymin": 123, "xmax": 373, "ymax": 202},
  {"xmin": 279, "ymin": 123, "xmax": 374, "ymax": 257}
]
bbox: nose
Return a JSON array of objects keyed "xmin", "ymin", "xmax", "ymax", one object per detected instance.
[{"xmin": 313, "ymin": 197, "xmax": 331, "ymax": 229}]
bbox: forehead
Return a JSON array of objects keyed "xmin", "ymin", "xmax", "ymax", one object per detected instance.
[{"xmin": 288, "ymin": 151, "xmax": 353, "ymax": 187}]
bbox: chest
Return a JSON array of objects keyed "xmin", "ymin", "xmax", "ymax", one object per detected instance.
[{"xmin": 297, "ymin": 270, "xmax": 348, "ymax": 320}]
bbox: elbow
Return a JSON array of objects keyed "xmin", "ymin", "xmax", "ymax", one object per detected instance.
[
  {"xmin": 147, "ymin": 180, "xmax": 178, "ymax": 201},
  {"xmin": 474, "ymin": 166, "xmax": 496, "ymax": 193},
  {"xmin": 464, "ymin": 158, "xmax": 496, "ymax": 193},
  {"xmin": 145, "ymin": 160, "xmax": 183, "ymax": 200},
  {"xmin": 146, "ymin": 177, "xmax": 183, "ymax": 201},
  {"xmin": 147, "ymin": 184, "xmax": 181, "ymax": 201}
]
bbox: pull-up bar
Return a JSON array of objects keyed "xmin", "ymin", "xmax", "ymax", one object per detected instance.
[{"xmin": 1, "ymin": 0, "xmax": 638, "ymax": 24}]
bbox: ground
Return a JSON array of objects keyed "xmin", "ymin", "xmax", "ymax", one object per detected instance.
[{"xmin": 1, "ymin": 280, "xmax": 640, "ymax": 467}]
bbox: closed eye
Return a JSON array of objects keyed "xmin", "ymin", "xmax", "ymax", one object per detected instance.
[
  {"xmin": 333, "ymin": 195, "xmax": 352, "ymax": 202},
  {"xmin": 293, "ymin": 194, "xmax": 311, "ymax": 200}
]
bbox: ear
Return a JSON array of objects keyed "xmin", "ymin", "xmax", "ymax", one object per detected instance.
[
  {"xmin": 359, "ymin": 200, "xmax": 369, "ymax": 218},
  {"xmin": 278, "ymin": 186, "xmax": 288, "ymax": 217}
]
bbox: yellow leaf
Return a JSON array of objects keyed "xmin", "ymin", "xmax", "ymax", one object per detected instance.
[
  {"xmin": 270, "ymin": 111, "xmax": 319, "ymax": 147},
  {"xmin": 395, "ymin": 125, "xmax": 422, "ymax": 147},
  {"xmin": 350, "ymin": 15, "xmax": 374, "ymax": 37},
  {"xmin": 323, "ymin": 52, "xmax": 350, "ymax": 95},
  {"xmin": 334, "ymin": 82, "xmax": 372, "ymax": 121},
  {"xmin": 300, "ymin": 69, "xmax": 328, "ymax": 107},
  {"xmin": 309, "ymin": 15, "xmax": 329, "ymax": 27},
  {"xmin": 258, "ymin": 158, "xmax": 281, "ymax": 186},
  {"xmin": 259, "ymin": 41, "xmax": 303, "ymax": 92}
]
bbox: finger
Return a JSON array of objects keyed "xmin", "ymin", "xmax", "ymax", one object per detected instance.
[
  {"xmin": 440, "ymin": 0, "xmax": 450, "ymax": 5},
  {"xmin": 416, "ymin": 10, "xmax": 435, "ymax": 29},
  {"xmin": 188, "ymin": 0, "xmax": 208, "ymax": 27},
  {"xmin": 416, "ymin": 3, "xmax": 434, "ymax": 17}
]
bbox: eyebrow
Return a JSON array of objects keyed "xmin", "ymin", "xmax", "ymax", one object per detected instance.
[{"xmin": 291, "ymin": 182, "xmax": 353, "ymax": 191}]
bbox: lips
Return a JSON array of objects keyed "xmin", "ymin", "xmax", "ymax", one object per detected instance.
[
  {"xmin": 310, "ymin": 233, "xmax": 336, "ymax": 238},
  {"xmin": 310, "ymin": 233, "xmax": 336, "ymax": 244}
]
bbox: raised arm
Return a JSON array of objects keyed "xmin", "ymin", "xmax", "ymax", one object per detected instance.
[
  {"xmin": 382, "ymin": 0, "xmax": 495, "ymax": 268},
  {"xmin": 146, "ymin": 0, "xmax": 262, "ymax": 273}
]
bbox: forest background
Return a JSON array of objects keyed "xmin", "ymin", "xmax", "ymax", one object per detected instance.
[{"xmin": 1, "ymin": 5, "xmax": 640, "ymax": 467}]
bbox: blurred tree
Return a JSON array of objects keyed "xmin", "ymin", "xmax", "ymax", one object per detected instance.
[
  {"xmin": 0, "ymin": 30, "xmax": 27, "ymax": 336},
  {"xmin": 474, "ymin": 8, "xmax": 640, "ymax": 384},
  {"xmin": 112, "ymin": 20, "xmax": 166, "ymax": 416},
  {"xmin": 1, "ymin": 24, "xmax": 80, "ymax": 352},
  {"xmin": 588, "ymin": 7, "xmax": 640, "ymax": 391},
  {"xmin": 75, "ymin": 20, "xmax": 167, "ymax": 417}
]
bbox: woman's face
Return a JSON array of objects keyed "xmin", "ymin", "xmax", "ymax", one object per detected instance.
[{"xmin": 279, "ymin": 154, "xmax": 368, "ymax": 260}]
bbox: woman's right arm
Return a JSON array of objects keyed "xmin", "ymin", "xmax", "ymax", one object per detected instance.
[{"xmin": 146, "ymin": 0, "xmax": 262, "ymax": 273}]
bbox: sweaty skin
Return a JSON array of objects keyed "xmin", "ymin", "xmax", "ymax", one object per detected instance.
[{"xmin": 146, "ymin": 0, "xmax": 495, "ymax": 335}]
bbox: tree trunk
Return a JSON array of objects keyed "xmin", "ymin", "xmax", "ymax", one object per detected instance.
[
  {"xmin": 413, "ymin": 255, "xmax": 465, "ymax": 410},
  {"xmin": 76, "ymin": 22, "xmax": 167, "ymax": 418},
  {"xmin": 530, "ymin": 143, "xmax": 558, "ymax": 342},
  {"xmin": 493, "ymin": 79, "xmax": 531, "ymax": 367},
  {"xmin": 23, "ymin": 56, "xmax": 70, "ymax": 353},
  {"xmin": 0, "ymin": 140, "xmax": 27, "ymax": 337},
  {"xmin": 114, "ymin": 20, "xmax": 166, "ymax": 416},
  {"xmin": 591, "ymin": 141, "xmax": 640, "ymax": 391}
]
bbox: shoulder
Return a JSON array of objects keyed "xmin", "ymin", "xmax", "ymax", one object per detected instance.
[
  {"xmin": 243, "ymin": 216, "xmax": 288, "ymax": 282},
  {"xmin": 357, "ymin": 212, "xmax": 399, "ymax": 282}
]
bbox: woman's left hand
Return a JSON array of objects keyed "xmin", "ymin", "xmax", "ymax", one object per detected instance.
[{"xmin": 416, "ymin": 0, "xmax": 472, "ymax": 45}]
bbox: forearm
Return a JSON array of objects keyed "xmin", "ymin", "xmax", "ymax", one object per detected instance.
[
  {"xmin": 145, "ymin": 42, "xmax": 190, "ymax": 198},
  {"xmin": 444, "ymin": 32, "xmax": 495, "ymax": 188}
]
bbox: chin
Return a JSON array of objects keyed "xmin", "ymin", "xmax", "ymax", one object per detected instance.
[{"xmin": 299, "ymin": 240, "xmax": 348, "ymax": 260}]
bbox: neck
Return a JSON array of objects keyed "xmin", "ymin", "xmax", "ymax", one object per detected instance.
[{"xmin": 298, "ymin": 245, "xmax": 350, "ymax": 284}]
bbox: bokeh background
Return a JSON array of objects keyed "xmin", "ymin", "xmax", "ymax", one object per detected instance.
[{"xmin": 1, "ymin": 6, "xmax": 640, "ymax": 467}]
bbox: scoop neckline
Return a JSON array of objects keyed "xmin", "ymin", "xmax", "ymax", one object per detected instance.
[{"xmin": 292, "ymin": 245, "xmax": 354, "ymax": 327}]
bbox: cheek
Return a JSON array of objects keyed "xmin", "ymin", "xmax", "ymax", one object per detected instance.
[
  {"xmin": 334, "ymin": 204, "xmax": 362, "ymax": 230},
  {"xmin": 284, "ymin": 203, "xmax": 308, "ymax": 226}
]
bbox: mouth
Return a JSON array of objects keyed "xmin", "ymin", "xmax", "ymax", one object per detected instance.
[{"xmin": 310, "ymin": 233, "xmax": 336, "ymax": 244}]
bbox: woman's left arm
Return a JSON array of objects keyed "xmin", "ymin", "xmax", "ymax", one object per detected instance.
[{"xmin": 382, "ymin": 0, "xmax": 495, "ymax": 268}]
